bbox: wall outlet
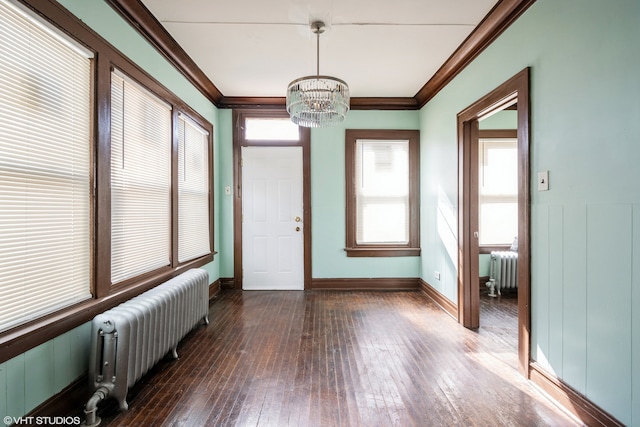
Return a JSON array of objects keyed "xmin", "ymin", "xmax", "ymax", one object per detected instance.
[
  {"xmin": 224, "ymin": 185, "xmax": 232, "ymax": 195},
  {"xmin": 435, "ymin": 271, "xmax": 441, "ymax": 280}
]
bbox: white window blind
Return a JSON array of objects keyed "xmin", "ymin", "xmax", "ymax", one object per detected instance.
[
  {"xmin": 178, "ymin": 114, "xmax": 211, "ymax": 262},
  {"xmin": 111, "ymin": 71, "xmax": 172, "ymax": 284},
  {"xmin": 0, "ymin": 0, "xmax": 93, "ymax": 332},
  {"xmin": 355, "ymin": 139, "xmax": 409, "ymax": 244},
  {"xmin": 478, "ymin": 138, "xmax": 518, "ymax": 246}
]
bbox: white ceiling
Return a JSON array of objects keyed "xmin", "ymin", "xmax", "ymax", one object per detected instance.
[{"xmin": 140, "ymin": 0, "xmax": 500, "ymax": 98}]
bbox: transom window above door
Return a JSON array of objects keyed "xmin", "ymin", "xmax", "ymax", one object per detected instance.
[{"xmin": 244, "ymin": 117, "xmax": 300, "ymax": 141}]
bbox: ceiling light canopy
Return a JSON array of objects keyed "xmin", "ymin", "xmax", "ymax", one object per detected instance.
[{"xmin": 286, "ymin": 21, "xmax": 350, "ymax": 128}]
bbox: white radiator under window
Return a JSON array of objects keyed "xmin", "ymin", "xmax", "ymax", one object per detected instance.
[
  {"xmin": 83, "ymin": 268, "xmax": 210, "ymax": 426},
  {"xmin": 487, "ymin": 250, "xmax": 518, "ymax": 297}
]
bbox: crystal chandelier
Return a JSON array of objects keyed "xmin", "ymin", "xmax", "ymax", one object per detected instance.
[{"xmin": 286, "ymin": 21, "xmax": 350, "ymax": 128}]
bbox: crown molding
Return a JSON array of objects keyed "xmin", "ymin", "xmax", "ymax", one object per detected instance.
[
  {"xmin": 106, "ymin": 0, "xmax": 535, "ymax": 110},
  {"xmin": 414, "ymin": 0, "xmax": 536, "ymax": 108},
  {"xmin": 350, "ymin": 97, "xmax": 419, "ymax": 110},
  {"xmin": 105, "ymin": 0, "xmax": 223, "ymax": 105},
  {"xmin": 218, "ymin": 96, "xmax": 418, "ymax": 110},
  {"xmin": 218, "ymin": 97, "xmax": 286, "ymax": 110}
]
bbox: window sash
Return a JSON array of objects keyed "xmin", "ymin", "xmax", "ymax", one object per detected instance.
[
  {"xmin": 178, "ymin": 113, "xmax": 211, "ymax": 262},
  {"xmin": 0, "ymin": 0, "xmax": 92, "ymax": 332},
  {"xmin": 478, "ymin": 138, "xmax": 518, "ymax": 246},
  {"xmin": 110, "ymin": 71, "xmax": 172, "ymax": 284},
  {"xmin": 355, "ymin": 139, "xmax": 410, "ymax": 245}
]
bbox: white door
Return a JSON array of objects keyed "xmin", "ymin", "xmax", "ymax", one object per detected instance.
[{"xmin": 242, "ymin": 146, "xmax": 304, "ymax": 290}]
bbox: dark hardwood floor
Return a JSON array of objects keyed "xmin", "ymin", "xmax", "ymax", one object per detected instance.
[
  {"xmin": 479, "ymin": 289, "xmax": 519, "ymax": 371},
  {"xmin": 95, "ymin": 290, "xmax": 579, "ymax": 426}
]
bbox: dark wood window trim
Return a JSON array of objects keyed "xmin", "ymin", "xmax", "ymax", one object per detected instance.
[
  {"xmin": 346, "ymin": 247, "xmax": 421, "ymax": 257},
  {"xmin": 479, "ymin": 129, "xmax": 517, "ymax": 139},
  {"xmin": 479, "ymin": 245, "xmax": 511, "ymax": 254},
  {"xmin": 0, "ymin": 0, "xmax": 214, "ymax": 364},
  {"xmin": 345, "ymin": 129, "xmax": 420, "ymax": 257},
  {"xmin": 232, "ymin": 109, "xmax": 312, "ymax": 290}
]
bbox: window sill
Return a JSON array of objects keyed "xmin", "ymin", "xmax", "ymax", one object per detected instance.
[
  {"xmin": 479, "ymin": 245, "xmax": 512, "ymax": 254},
  {"xmin": 345, "ymin": 247, "xmax": 421, "ymax": 257},
  {"xmin": 0, "ymin": 253, "xmax": 215, "ymax": 364}
]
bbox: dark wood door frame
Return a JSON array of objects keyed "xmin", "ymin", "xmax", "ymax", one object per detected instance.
[
  {"xmin": 232, "ymin": 109, "xmax": 312, "ymax": 290},
  {"xmin": 457, "ymin": 68, "xmax": 531, "ymax": 376}
]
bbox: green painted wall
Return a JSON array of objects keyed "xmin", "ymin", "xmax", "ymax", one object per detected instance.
[
  {"xmin": 419, "ymin": 0, "xmax": 640, "ymax": 424},
  {"xmin": 217, "ymin": 109, "xmax": 234, "ymax": 277},
  {"xmin": 0, "ymin": 323, "xmax": 91, "ymax": 422},
  {"xmin": 1, "ymin": 0, "xmax": 221, "ymax": 420},
  {"xmin": 310, "ymin": 110, "xmax": 421, "ymax": 278},
  {"xmin": 0, "ymin": 323, "xmax": 91, "ymax": 421},
  {"xmin": 214, "ymin": 110, "xmax": 422, "ymax": 279}
]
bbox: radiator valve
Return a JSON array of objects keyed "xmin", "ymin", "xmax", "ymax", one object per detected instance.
[
  {"xmin": 83, "ymin": 386, "xmax": 109, "ymax": 427},
  {"xmin": 487, "ymin": 279, "xmax": 497, "ymax": 298}
]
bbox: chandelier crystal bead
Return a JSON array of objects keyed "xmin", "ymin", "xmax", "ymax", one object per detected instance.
[{"xmin": 286, "ymin": 21, "xmax": 350, "ymax": 128}]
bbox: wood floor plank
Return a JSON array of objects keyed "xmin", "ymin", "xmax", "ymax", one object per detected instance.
[{"xmin": 93, "ymin": 290, "xmax": 580, "ymax": 426}]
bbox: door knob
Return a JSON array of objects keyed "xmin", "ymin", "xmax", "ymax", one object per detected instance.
[
  {"xmin": 295, "ymin": 216, "xmax": 301, "ymax": 222},
  {"xmin": 295, "ymin": 227, "xmax": 300, "ymax": 232}
]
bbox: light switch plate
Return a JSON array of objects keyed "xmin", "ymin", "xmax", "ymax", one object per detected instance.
[{"xmin": 538, "ymin": 171, "xmax": 549, "ymax": 191}]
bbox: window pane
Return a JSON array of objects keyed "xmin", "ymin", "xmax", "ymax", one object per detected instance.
[
  {"xmin": 111, "ymin": 71, "xmax": 171, "ymax": 283},
  {"xmin": 178, "ymin": 114, "xmax": 211, "ymax": 262},
  {"xmin": 0, "ymin": 0, "xmax": 92, "ymax": 332},
  {"xmin": 479, "ymin": 202, "xmax": 518, "ymax": 246},
  {"xmin": 478, "ymin": 138, "xmax": 517, "ymax": 246},
  {"xmin": 245, "ymin": 118, "xmax": 300, "ymax": 141},
  {"xmin": 355, "ymin": 139, "xmax": 409, "ymax": 244},
  {"xmin": 480, "ymin": 139, "xmax": 517, "ymax": 195},
  {"xmin": 360, "ymin": 202, "xmax": 408, "ymax": 243}
]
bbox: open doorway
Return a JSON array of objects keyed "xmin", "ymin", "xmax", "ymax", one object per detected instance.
[
  {"xmin": 477, "ymin": 124, "xmax": 519, "ymax": 370},
  {"xmin": 457, "ymin": 68, "xmax": 531, "ymax": 376}
]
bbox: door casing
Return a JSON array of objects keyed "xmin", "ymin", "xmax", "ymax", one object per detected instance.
[
  {"xmin": 457, "ymin": 68, "xmax": 531, "ymax": 376},
  {"xmin": 232, "ymin": 109, "xmax": 312, "ymax": 290}
]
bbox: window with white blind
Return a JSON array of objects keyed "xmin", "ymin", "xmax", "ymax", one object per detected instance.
[
  {"xmin": 478, "ymin": 137, "xmax": 518, "ymax": 246},
  {"xmin": 356, "ymin": 140, "xmax": 409, "ymax": 243},
  {"xmin": 0, "ymin": 0, "xmax": 93, "ymax": 332},
  {"xmin": 0, "ymin": 0, "xmax": 216, "ymax": 357},
  {"xmin": 110, "ymin": 70, "xmax": 172, "ymax": 284},
  {"xmin": 345, "ymin": 130, "xmax": 420, "ymax": 257},
  {"xmin": 178, "ymin": 114, "xmax": 211, "ymax": 262}
]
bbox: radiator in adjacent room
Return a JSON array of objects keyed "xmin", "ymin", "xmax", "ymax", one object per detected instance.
[
  {"xmin": 487, "ymin": 251, "xmax": 518, "ymax": 297},
  {"xmin": 83, "ymin": 268, "xmax": 210, "ymax": 427}
]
